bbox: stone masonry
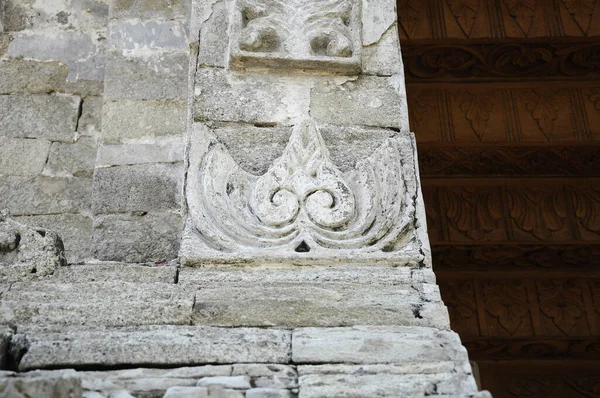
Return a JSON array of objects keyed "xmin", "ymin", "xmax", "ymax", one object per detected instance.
[{"xmin": 0, "ymin": 0, "xmax": 489, "ymax": 397}]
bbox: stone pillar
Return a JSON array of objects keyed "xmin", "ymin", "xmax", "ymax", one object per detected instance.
[{"xmin": 182, "ymin": 0, "xmax": 486, "ymax": 396}]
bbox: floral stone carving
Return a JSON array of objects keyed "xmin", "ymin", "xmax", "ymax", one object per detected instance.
[
  {"xmin": 181, "ymin": 118, "xmax": 425, "ymax": 266},
  {"xmin": 228, "ymin": 0, "xmax": 361, "ymax": 73}
]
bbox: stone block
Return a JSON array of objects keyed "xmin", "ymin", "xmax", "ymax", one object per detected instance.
[
  {"xmin": 101, "ymin": 100, "xmax": 187, "ymax": 143},
  {"xmin": 0, "ymin": 176, "xmax": 91, "ymax": 216},
  {"xmin": 0, "ymin": 370, "xmax": 82, "ymax": 398},
  {"xmin": 0, "ymin": 137, "xmax": 51, "ymax": 176},
  {"xmin": 164, "ymin": 386, "xmax": 244, "ymax": 398},
  {"xmin": 197, "ymin": 376, "xmax": 251, "ymax": 389},
  {"xmin": 232, "ymin": 364, "xmax": 298, "ymax": 390},
  {"xmin": 92, "ymin": 163, "xmax": 182, "ymax": 214},
  {"xmin": 52, "ymin": 263, "xmax": 177, "ymax": 283},
  {"xmin": 45, "ymin": 137, "xmax": 97, "ymax": 178},
  {"xmin": 0, "ymin": 94, "xmax": 81, "ymax": 142},
  {"xmin": 297, "ymin": 363, "xmax": 459, "ymax": 376},
  {"xmin": 92, "ymin": 211, "xmax": 181, "ymax": 262},
  {"xmin": 109, "ymin": 19, "xmax": 187, "ymax": 51},
  {"xmin": 109, "ymin": 0, "xmax": 189, "ymax": 21},
  {"xmin": 104, "ymin": 52, "xmax": 188, "ymax": 101},
  {"xmin": 191, "ymin": 283, "xmax": 448, "ymax": 328},
  {"xmin": 361, "ymin": 24, "xmax": 403, "ymax": 76},
  {"xmin": 1, "ymin": 281, "xmax": 194, "ymax": 328},
  {"xmin": 14, "ymin": 213, "xmax": 93, "ymax": 263},
  {"xmin": 246, "ymin": 389, "xmax": 295, "ymax": 398},
  {"xmin": 96, "ymin": 138, "xmax": 184, "ymax": 166},
  {"xmin": 310, "ymin": 75, "xmax": 407, "ymax": 129},
  {"xmin": 18, "ymin": 326, "xmax": 292, "ymax": 370},
  {"xmin": 194, "ymin": 68, "xmax": 310, "ymax": 125},
  {"xmin": 0, "ymin": 59, "xmax": 103, "ymax": 96},
  {"xmin": 196, "ymin": 0, "xmax": 229, "ymax": 67},
  {"xmin": 292, "ymin": 326, "xmax": 469, "ymax": 364},
  {"xmin": 78, "ymin": 96, "xmax": 103, "ymax": 138},
  {"xmin": 298, "ymin": 372, "xmax": 477, "ymax": 398}
]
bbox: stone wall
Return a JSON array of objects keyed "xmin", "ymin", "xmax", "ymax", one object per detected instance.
[{"xmin": 0, "ymin": 0, "xmax": 106, "ymax": 263}]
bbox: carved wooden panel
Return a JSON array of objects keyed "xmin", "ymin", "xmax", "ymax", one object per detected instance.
[
  {"xmin": 397, "ymin": 0, "xmax": 600, "ymax": 40},
  {"xmin": 407, "ymin": 86, "xmax": 600, "ymax": 143}
]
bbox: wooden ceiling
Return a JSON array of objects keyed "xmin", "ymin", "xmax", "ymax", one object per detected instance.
[{"xmin": 399, "ymin": 0, "xmax": 600, "ymax": 396}]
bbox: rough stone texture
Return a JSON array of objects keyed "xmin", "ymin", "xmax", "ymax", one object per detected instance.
[
  {"xmin": 92, "ymin": 163, "xmax": 182, "ymax": 214},
  {"xmin": 52, "ymin": 263, "xmax": 177, "ymax": 283},
  {"xmin": 101, "ymin": 100, "xmax": 187, "ymax": 143},
  {"xmin": 104, "ymin": 52, "xmax": 188, "ymax": 101},
  {"xmin": 0, "ymin": 137, "xmax": 51, "ymax": 177},
  {"xmin": 18, "ymin": 326, "xmax": 292, "ymax": 370},
  {"xmin": 246, "ymin": 388, "xmax": 295, "ymax": 398},
  {"xmin": 1, "ymin": 281, "xmax": 193, "ymax": 328},
  {"xmin": 292, "ymin": 326, "xmax": 469, "ymax": 364},
  {"xmin": 310, "ymin": 75, "xmax": 407, "ymax": 129},
  {"xmin": 92, "ymin": 212, "xmax": 181, "ymax": 262},
  {"xmin": 197, "ymin": 376, "xmax": 251, "ymax": 389},
  {"xmin": 96, "ymin": 138, "xmax": 184, "ymax": 166},
  {"xmin": 195, "ymin": 0, "xmax": 229, "ymax": 67},
  {"xmin": 0, "ymin": 328, "xmax": 12, "ymax": 370},
  {"xmin": 0, "ymin": 176, "xmax": 92, "ymax": 216},
  {"xmin": 164, "ymin": 386, "xmax": 244, "ymax": 398},
  {"xmin": 0, "ymin": 210, "xmax": 67, "ymax": 279},
  {"xmin": 15, "ymin": 214, "xmax": 93, "ymax": 263},
  {"xmin": 109, "ymin": 0, "xmax": 189, "ymax": 20},
  {"xmin": 0, "ymin": 94, "xmax": 81, "ymax": 142},
  {"xmin": 45, "ymin": 138, "xmax": 97, "ymax": 178},
  {"xmin": 0, "ymin": 370, "xmax": 83, "ymax": 398}
]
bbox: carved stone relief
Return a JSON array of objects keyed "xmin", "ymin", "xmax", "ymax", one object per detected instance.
[
  {"xmin": 182, "ymin": 118, "xmax": 424, "ymax": 266},
  {"xmin": 228, "ymin": 0, "xmax": 361, "ymax": 72}
]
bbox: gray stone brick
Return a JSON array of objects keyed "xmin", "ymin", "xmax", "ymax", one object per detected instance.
[
  {"xmin": 101, "ymin": 100, "xmax": 187, "ymax": 142},
  {"xmin": 196, "ymin": 0, "xmax": 229, "ymax": 67},
  {"xmin": 46, "ymin": 137, "xmax": 97, "ymax": 178},
  {"xmin": 15, "ymin": 213, "xmax": 93, "ymax": 264},
  {"xmin": 78, "ymin": 96, "xmax": 103, "ymax": 138},
  {"xmin": 92, "ymin": 163, "xmax": 182, "ymax": 213},
  {"xmin": 0, "ymin": 137, "xmax": 51, "ymax": 176},
  {"xmin": 92, "ymin": 211, "xmax": 181, "ymax": 262},
  {"xmin": 96, "ymin": 139, "xmax": 184, "ymax": 166},
  {"xmin": 104, "ymin": 52, "xmax": 188, "ymax": 101},
  {"xmin": 109, "ymin": 19, "xmax": 187, "ymax": 51},
  {"xmin": 0, "ymin": 94, "xmax": 81, "ymax": 142},
  {"xmin": 310, "ymin": 75, "xmax": 407, "ymax": 129},
  {"xmin": 109, "ymin": 0, "xmax": 189, "ymax": 21},
  {"xmin": 0, "ymin": 176, "xmax": 92, "ymax": 215}
]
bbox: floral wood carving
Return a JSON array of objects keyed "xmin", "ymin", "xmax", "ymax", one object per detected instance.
[
  {"xmin": 566, "ymin": 377, "xmax": 600, "ymax": 397},
  {"xmin": 507, "ymin": 377, "xmax": 560, "ymax": 397},
  {"xmin": 442, "ymin": 187, "xmax": 503, "ymax": 240},
  {"xmin": 502, "ymin": 0, "xmax": 537, "ymax": 36},
  {"xmin": 455, "ymin": 91, "xmax": 494, "ymax": 141},
  {"xmin": 506, "ymin": 187, "xmax": 567, "ymax": 240},
  {"xmin": 183, "ymin": 119, "xmax": 422, "ymax": 265},
  {"xmin": 441, "ymin": 280, "xmax": 478, "ymax": 335},
  {"xmin": 560, "ymin": 0, "xmax": 597, "ymax": 34},
  {"xmin": 566, "ymin": 186, "xmax": 600, "ymax": 235},
  {"xmin": 397, "ymin": 0, "xmax": 420, "ymax": 38},
  {"xmin": 229, "ymin": 0, "xmax": 361, "ymax": 72},
  {"xmin": 446, "ymin": 0, "xmax": 480, "ymax": 37},
  {"xmin": 537, "ymin": 279, "xmax": 586, "ymax": 335},
  {"xmin": 483, "ymin": 280, "xmax": 530, "ymax": 335}
]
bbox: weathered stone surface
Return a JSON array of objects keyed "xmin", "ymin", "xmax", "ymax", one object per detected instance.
[
  {"xmin": 0, "ymin": 370, "xmax": 82, "ymax": 398},
  {"xmin": 92, "ymin": 163, "xmax": 182, "ymax": 213},
  {"xmin": 0, "ymin": 210, "xmax": 67, "ymax": 279},
  {"xmin": 101, "ymin": 100, "xmax": 187, "ymax": 143},
  {"xmin": 52, "ymin": 263, "xmax": 176, "ymax": 283},
  {"xmin": 109, "ymin": 19, "xmax": 187, "ymax": 52},
  {"xmin": 0, "ymin": 328, "xmax": 12, "ymax": 369},
  {"xmin": 0, "ymin": 138, "xmax": 51, "ymax": 177},
  {"xmin": 197, "ymin": 376, "xmax": 251, "ymax": 389},
  {"xmin": 79, "ymin": 96, "xmax": 103, "ymax": 138},
  {"xmin": 298, "ymin": 372, "xmax": 477, "ymax": 398},
  {"xmin": 1, "ymin": 281, "xmax": 193, "ymax": 328},
  {"xmin": 0, "ymin": 176, "xmax": 91, "ymax": 216},
  {"xmin": 361, "ymin": 24, "xmax": 403, "ymax": 76},
  {"xmin": 297, "ymin": 363, "xmax": 460, "ymax": 376},
  {"xmin": 96, "ymin": 138, "xmax": 184, "ymax": 166},
  {"xmin": 109, "ymin": 0, "xmax": 189, "ymax": 20},
  {"xmin": 246, "ymin": 388, "xmax": 296, "ymax": 398},
  {"xmin": 163, "ymin": 386, "xmax": 244, "ymax": 398},
  {"xmin": 232, "ymin": 365, "xmax": 298, "ymax": 390},
  {"xmin": 92, "ymin": 211, "xmax": 181, "ymax": 262},
  {"xmin": 0, "ymin": 94, "xmax": 81, "ymax": 142},
  {"xmin": 196, "ymin": 0, "xmax": 229, "ymax": 67},
  {"xmin": 292, "ymin": 326, "xmax": 469, "ymax": 364},
  {"xmin": 18, "ymin": 326, "xmax": 292, "ymax": 370},
  {"xmin": 104, "ymin": 52, "xmax": 188, "ymax": 101},
  {"xmin": 191, "ymin": 282, "xmax": 448, "ymax": 328},
  {"xmin": 194, "ymin": 68, "xmax": 310, "ymax": 125},
  {"xmin": 0, "ymin": 59, "xmax": 103, "ymax": 96},
  {"xmin": 46, "ymin": 137, "xmax": 97, "ymax": 178},
  {"xmin": 310, "ymin": 75, "xmax": 407, "ymax": 129},
  {"xmin": 15, "ymin": 213, "xmax": 93, "ymax": 263}
]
